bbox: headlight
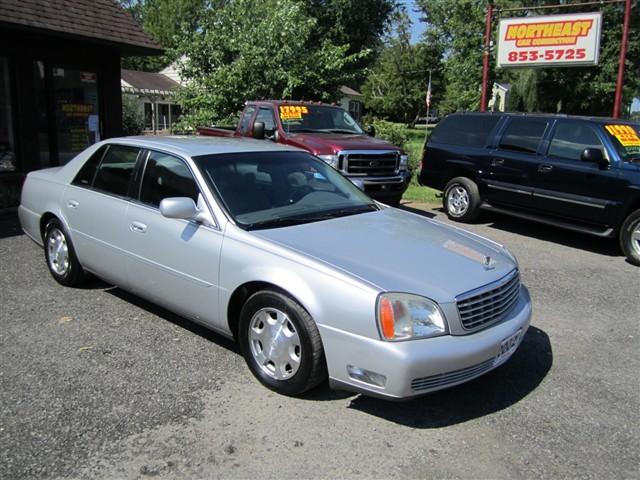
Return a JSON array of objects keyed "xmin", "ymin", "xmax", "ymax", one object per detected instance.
[
  {"xmin": 400, "ymin": 154, "xmax": 409, "ymax": 168},
  {"xmin": 376, "ymin": 293, "xmax": 447, "ymax": 341},
  {"xmin": 317, "ymin": 154, "xmax": 339, "ymax": 168}
]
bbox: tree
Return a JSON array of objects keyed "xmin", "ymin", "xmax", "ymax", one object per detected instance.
[
  {"xmin": 172, "ymin": 0, "xmax": 367, "ymax": 128},
  {"xmin": 119, "ymin": 0, "xmax": 206, "ymax": 72},
  {"xmin": 362, "ymin": 9, "xmax": 443, "ymax": 125}
]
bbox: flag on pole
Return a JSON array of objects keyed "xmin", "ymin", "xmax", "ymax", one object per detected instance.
[{"xmin": 425, "ymin": 76, "xmax": 432, "ymax": 108}]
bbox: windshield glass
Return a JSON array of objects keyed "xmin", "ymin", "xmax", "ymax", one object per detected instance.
[
  {"xmin": 193, "ymin": 151, "xmax": 377, "ymax": 230},
  {"xmin": 278, "ymin": 104, "xmax": 364, "ymax": 135},
  {"xmin": 603, "ymin": 123, "xmax": 640, "ymax": 162}
]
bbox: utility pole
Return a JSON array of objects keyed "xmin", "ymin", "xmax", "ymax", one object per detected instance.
[
  {"xmin": 613, "ymin": 0, "xmax": 631, "ymax": 118},
  {"xmin": 480, "ymin": 0, "xmax": 494, "ymax": 112}
]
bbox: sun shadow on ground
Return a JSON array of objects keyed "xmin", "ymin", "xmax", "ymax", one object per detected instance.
[
  {"xmin": 0, "ymin": 213, "xmax": 23, "ymax": 239},
  {"xmin": 346, "ymin": 326, "xmax": 552, "ymax": 428}
]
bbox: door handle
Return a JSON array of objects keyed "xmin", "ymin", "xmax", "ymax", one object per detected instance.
[
  {"xmin": 538, "ymin": 164, "xmax": 554, "ymax": 173},
  {"xmin": 130, "ymin": 221, "xmax": 147, "ymax": 233},
  {"xmin": 491, "ymin": 158, "xmax": 505, "ymax": 166},
  {"xmin": 67, "ymin": 200, "xmax": 79, "ymax": 209}
]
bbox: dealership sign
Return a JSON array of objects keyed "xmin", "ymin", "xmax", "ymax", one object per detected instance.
[{"xmin": 497, "ymin": 12, "xmax": 602, "ymax": 68}]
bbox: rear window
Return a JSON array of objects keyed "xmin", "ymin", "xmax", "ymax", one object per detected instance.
[
  {"xmin": 499, "ymin": 118, "xmax": 548, "ymax": 154},
  {"xmin": 429, "ymin": 115, "xmax": 500, "ymax": 147}
]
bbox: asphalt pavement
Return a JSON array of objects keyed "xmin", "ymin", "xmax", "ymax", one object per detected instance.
[{"xmin": 0, "ymin": 204, "xmax": 638, "ymax": 479}]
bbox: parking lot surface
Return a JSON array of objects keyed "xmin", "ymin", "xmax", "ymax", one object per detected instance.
[{"xmin": 1, "ymin": 204, "xmax": 638, "ymax": 479}]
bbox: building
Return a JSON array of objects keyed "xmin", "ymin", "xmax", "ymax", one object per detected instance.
[
  {"xmin": 338, "ymin": 86, "xmax": 364, "ymax": 121},
  {"xmin": 0, "ymin": 0, "xmax": 161, "ymax": 210},
  {"xmin": 121, "ymin": 69, "xmax": 180, "ymax": 133},
  {"xmin": 489, "ymin": 82, "xmax": 512, "ymax": 112}
]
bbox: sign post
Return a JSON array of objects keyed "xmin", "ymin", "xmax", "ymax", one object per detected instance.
[{"xmin": 613, "ymin": 0, "xmax": 632, "ymax": 118}]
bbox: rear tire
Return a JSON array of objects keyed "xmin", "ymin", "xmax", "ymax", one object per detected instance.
[
  {"xmin": 620, "ymin": 209, "xmax": 640, "ymax": 266},
  {"xmin": 44, "ymin": 218, "xmax": 87, "ymax": 286},
  {"xmin": 238, "ymin": 290, "xmax": 327, "ymax": 396},
  {"xmin": 443, "ymin": 177, "xmax": 481, "ymax": 222}
]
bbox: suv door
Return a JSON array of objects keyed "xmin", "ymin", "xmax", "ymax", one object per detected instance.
[
  {"xmin": 124, "ymin": 149, "xmax": 224, "ymax": 327},
  {"xmin": 486, "ymin": 117, "xmax": 550, "ymax": 209},
  {"xmin": 532, "ymin": 120, "xmax": 623, "ymax": 226}
]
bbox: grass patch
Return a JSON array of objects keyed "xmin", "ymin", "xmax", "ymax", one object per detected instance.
[{"xmin": 403, "ymin": 183, "xmax": 441, "ymax": 205}]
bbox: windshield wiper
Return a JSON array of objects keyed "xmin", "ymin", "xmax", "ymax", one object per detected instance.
[
  {"xmin": 289, "ymin": 128, "xmax": 324, "ymax": 133},
  {"xmin": 244, "ymin": 204, "xmax": 378, "ymax": 230},
  {"xmin": 299, "ymin": 204, "xmax": 379, "ymax": 221},
  {"xmin": 325, "ymin": 129, "xmax": 361, "ymax": 134}
]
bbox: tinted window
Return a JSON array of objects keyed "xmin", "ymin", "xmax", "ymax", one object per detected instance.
[
  {"xmin": 548, "ymin": 122, "xmax": 603, "ymax": 161},
  {"xmin": 140, "ymin": 151, "xmax": 199, "ymax": 207},
  {"xmin": 429, "ymin": 115, "xmax": 500, "ymax": 147},
  {"xmin": 72, "ymin": 145, "xmax": 107, "ymax": 186},
  {"xmin": 499, "ymin": 118, "xmax": 548, "ymax": 153},
  {"xmin": 238, "ymin": 105, "xmax": 256, "ymax": 134},
  {"xmin": 255, "ymin": 107, "xmax": 276, "ymax": 133},
  {"xmin": 92, "ymin": 145, "xmax": 139, "ymax": 197}
]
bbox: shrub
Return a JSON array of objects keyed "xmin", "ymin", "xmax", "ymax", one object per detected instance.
[{"xmin": 122, "ymin": 95, "xmax": 145, "ymax": 136}]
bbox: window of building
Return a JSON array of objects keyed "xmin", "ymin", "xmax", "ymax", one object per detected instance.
[
  {"xmin": 144, "ymin": 102, "xmax": 153, "ymax": 130},
  {"xmin": 348, "ymin": 100, "xmax": 362, "ymax": 121},
  {"xmin": 0, "ymin": 57, "xmax": 15, "ymax": 174},
  {"xmin": 158, "ymin": 103, "xmax": 170, "ymax": 130},
  {"xmin": 548, "ymin": 122, "xmax": 603, "ymax": 161},
  {"xmin": 499, "ymin": 118, "xmax": 548, "ymax": 154},
  {"xmin": 92, "ymin": 145, "xmax": 140, "ymax": 197},
  {"xmin": 140, "ymin": 151, "xmax": 199, "ymax": 207}
]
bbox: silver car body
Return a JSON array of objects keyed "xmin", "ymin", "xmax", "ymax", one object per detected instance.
[{"xmin": 19, "ymin": 136, "xmax": 532, "ymax": 400}]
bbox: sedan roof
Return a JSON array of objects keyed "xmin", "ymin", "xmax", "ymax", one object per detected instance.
[{"xmin": 107, "ymin": 135, "xmax": 302, "ymax": 158}]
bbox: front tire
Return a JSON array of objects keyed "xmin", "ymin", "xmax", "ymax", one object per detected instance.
[
  {"xmin": 443, "ymin": 177, "xmax": 481, "ymax": 222},
  {"xmin": 238, "ymin": 290, "xmax": 327, "ymax": 396},
  {"xmin": 44, "ymin": 218, "xmax": 87, "ymax": 286},
  {"xmin": 620, "ymin": 209, "xmax": 640, "ymax": 266}
]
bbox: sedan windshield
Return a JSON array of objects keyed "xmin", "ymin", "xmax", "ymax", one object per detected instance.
[
  {"xmin": 278, "ymin": 104, "xmax": 364, "ymax": 135},
  {"xmin": 603, "ymin": 123, "xmax": 640, "ymax": 163},
  {"xmin": 193, "ymin": 151, "xmax": 377, "ymax": 229}
]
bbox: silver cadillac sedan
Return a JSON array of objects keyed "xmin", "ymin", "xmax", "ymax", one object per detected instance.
[{"xmin": 19, "ymin": 136, "xmax": 531, "ymax": 400}]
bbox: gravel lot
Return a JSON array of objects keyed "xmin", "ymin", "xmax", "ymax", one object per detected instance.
[{"xmin": 1, "ymin": 204, "xmax": 638, "ymax": 479}]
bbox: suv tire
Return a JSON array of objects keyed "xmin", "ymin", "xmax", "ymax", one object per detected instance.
[
  {"xmin": 443, "ymin": 177, "xmax": 481, "ymax": 222},
  {"xmin": 620, "ymin": 209, "xmax": 640, "ymax": 266}
]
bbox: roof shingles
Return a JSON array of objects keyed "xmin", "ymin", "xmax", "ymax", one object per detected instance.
[{"xmin": 0, "ymin": 0, "xmax": 161, "ymax": 53}]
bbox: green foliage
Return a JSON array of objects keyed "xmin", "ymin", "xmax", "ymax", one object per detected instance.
[
  {"xmin": 371, "ymin": 119, "xmax": 409, "ymax": 148},
  {"xmin": 362, "ymin": 9, "xmax": 443, "ymax": 125},
  {"xmin": 121, "ymin": 95, "xmax": 145, "ymax": 136},
  {"xmin": 172, "ymin": 0, "xmax": 367, "ymax": 128}
]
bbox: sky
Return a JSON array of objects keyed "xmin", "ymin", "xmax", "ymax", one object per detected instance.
[{"xmin": 405, "ymin": 2, "xmax": 426, "ymax": 44}]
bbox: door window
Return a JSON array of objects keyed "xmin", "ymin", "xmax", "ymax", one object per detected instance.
[
  {"xmin": 139, "ymin": 151, "xmax": 199, "ymax": 207},
  {"xmin": 238, "ymin": 105, "xmax": 256, "ymax": 134},
  {"xmin": 92, "ymin": 145, "xmax": 140, "ymax": 197},
  {"xmin": 430, "ymin": 115, "xmax": 501, "ymax": 147},
  {"xmin": 72, "ymin": 145, "xmax": 108, "ymax": 187},
  {"xmin": 548, "ymin": 122, "xmax": 604, "ymax": 161},
  {"xmin": 255, "ymin": 107, "xmax": 276, "ymax": 134},
  {"xmin": 499, "ymin": 118, "xmax": 548, "ymax": 154}
]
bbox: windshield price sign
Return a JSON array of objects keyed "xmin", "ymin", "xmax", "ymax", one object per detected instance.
[
  {"xmin": 605, "ymin": 125, "xmax": 640, "ymax": 147},
  {"xmin": 497, "ymin": 12, "xmax": 602, "ymax": 68},
  {"xmin": 279, "ymin": 105, "xmax": 309, "ymax": 121}
]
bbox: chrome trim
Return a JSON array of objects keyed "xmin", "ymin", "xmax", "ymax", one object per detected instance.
[
  {"xmin": 487, "ymin": 183, "xmax": 531, "ymax": 195},
  {"xmin": 338, "ymin": 149, "xmax": 400, "ymax": 176},
  {"xmin": 532, "ymin": 191, "xmax": 607, "ymax": 209},
  {"xmin": 456, "ymin": 269, "xmax": 519, "ymax": 302}
]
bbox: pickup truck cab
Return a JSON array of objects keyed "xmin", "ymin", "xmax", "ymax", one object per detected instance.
[
  {"xmin": 418, "ymin": 112, "xmax": 640, "ymax": 265},
  {"xmin": 198, "ymin": 100, "xmax": 410, "ymax": 204}
]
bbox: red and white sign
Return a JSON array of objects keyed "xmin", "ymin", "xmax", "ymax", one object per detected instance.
[{"xmin": 497, "ymin": 12, "xmax": 602, "ymax": 68}]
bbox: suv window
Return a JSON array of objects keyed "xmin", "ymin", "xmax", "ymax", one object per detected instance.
[
  {"xmin": 255, "ymin": 107, "xmax": 276, "ymax": 134},
  {"xmin": 499, "ymin": 118, "xmax": 548, "ymax": 154},
  {"xmin": 92, "ymin": 145, "xmax": 140, "ymax": 197},
  {"xmin": 140, "ymin": 151, "xmax": 199, "ymax": 207},
  {"xmin": 72, "ymin": 145, "xmax": 108, "ymax": 187},
  {"xmin": 430, "ymin": 115, "xmax": 501, "ymax": 147},
  {"xmin": 548, "ymin": 122, "xmax": 604, "ymax": 161},
  {"xmin": 238, "ymin": 105, "xmax": 256, "ymax": 134}
]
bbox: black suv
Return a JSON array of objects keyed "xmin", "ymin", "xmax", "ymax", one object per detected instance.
[{"xmin": 418, "ymin": 112, "xmax": 640, "ymax": 265}]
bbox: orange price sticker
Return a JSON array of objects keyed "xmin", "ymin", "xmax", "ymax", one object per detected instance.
[
  {"xmin": 605, "ymin": 125, "xmax": 640, "ymax": 147},
  {"xmin": 279, "ymin": 105, "xmax": 309, "ymax": 121}
]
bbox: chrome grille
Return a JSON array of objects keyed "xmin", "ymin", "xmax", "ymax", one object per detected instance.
[
  {"xmin": 457, "ymin": 270, "xmax": 521, "ymax": 331},
  {"xmin": 411, "ymin": 358, "xmax": 495, "ymax": 392},
  {"xmin": 341, "ymin": 151, "xmax": 399, "ymax": 176}
]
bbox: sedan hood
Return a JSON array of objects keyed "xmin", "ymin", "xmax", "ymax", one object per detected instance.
[{"xmin": 254, "ymin": 208, "xmax": 516, "ymax": 303}]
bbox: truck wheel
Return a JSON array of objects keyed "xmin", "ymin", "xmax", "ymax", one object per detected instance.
[
  {"xmin": 620, "ymin": 209, "xmax": 640, "ymax": 266},
  {"xmin": 443, "ymin": 177, "xmax": 480, "ymax": 222}
]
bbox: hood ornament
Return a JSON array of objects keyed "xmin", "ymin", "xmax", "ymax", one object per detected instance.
[{"xmin": 483, "ymin": 255, "xmax": 495, "ymax": 270}]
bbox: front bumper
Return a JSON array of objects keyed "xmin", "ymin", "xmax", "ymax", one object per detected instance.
[
  {"xmin": 351, "ymin": 171, "xmax": 411, "ymax": 199},
  {"xmin": 320, "ymin": 286, "xmax": 532, "ymax": 400}
]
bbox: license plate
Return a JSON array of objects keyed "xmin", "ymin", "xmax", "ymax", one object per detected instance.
[{"xmin": 494, "ymin": 329, "xmax": 522, "ymax": 366}]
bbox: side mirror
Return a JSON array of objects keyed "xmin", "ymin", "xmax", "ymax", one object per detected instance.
[
  {"xmin": 581, "ymin": 148, "xmax": 608, "ymax": 169},
  {"xmin": 350, "ymin": 178, "xmax": 365, "ymax": 191},
  {"xmin": 253, "ymin": 121, "xmax": 265, "ymax": 139},
  {"xmin": 159, "ymin": 197, "xmax": 198, "ymax": 220},
  {"xmin": 273, "ymin": 129, "xmax": 280, "ymax": 142},
  {"xmin": 366, "ymin": 125, "xmax": 376, "ymax": 137}
]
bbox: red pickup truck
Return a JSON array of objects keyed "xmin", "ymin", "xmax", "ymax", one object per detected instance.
[{"xmin": 197, "ymin": 100, "xmax": 410, "ymax": 204}]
